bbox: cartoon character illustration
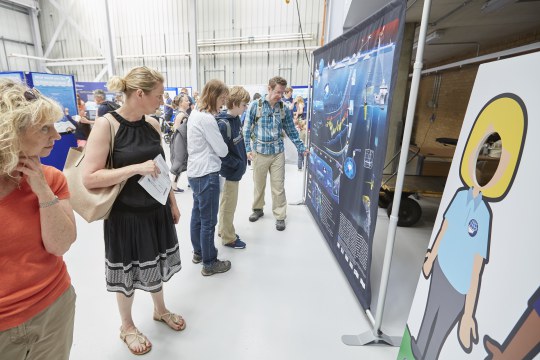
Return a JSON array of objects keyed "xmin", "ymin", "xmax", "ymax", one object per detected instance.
[
  {"xmin": 483, "ymin": 285, "xmax": 540, "ymax": 360},
  {"xmin": 410, "ymin": 94, "xmax": 527, "ymax": 360}
]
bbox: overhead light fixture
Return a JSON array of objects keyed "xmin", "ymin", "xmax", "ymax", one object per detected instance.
[
  {"xmin": 412, "ymin": 30, "xmax": 445, "ymax": 49},
  {"xmin": 481, "ymin": 0, "xmax": 517, "ymax": 13},
  {"xmin": 426, "ymin": 30, "xmax": 445, "ymax": 43}
]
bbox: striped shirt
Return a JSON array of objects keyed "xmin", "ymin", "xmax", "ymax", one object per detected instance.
[{"xmin": 243, "ymin": 98, "xmax": 306, "ymax": 155}]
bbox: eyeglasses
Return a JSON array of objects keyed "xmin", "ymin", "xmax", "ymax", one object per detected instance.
[{"xmin": 23, "ymin": 88, "xmax": 40, "ymax": 101}]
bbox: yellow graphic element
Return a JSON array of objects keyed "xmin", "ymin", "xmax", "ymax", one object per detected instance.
[
  {"xmin": 364, "ymin": 103, "xmax": 368, "ymax": 120},
  {"xmin": 362, "ymin": 195, "xmax": 371, "ymax": 206},
  {"xmin": 326, "ymin": 110, "xmax": 348, "ymax": 136},
  {"xmin": 460, "ymin": 96, "xmax": 526, "ymax": 200},
  {"xmin": 365, "ymin": 180, "xmax": 374, "ymax": 190}
]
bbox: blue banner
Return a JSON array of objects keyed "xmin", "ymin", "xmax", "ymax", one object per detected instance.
[
  {"xmin": 75, "ymin": 81, "xmax": 112, "ymax": 102},
  {"xmin": 0, "ymin": 71, "xmax": 25, "ymax": 82},
  {"xmin": 306, "ymin": 0, "xmax": 405, "ymax": 309},
  {"xmin": 26, "ymin": 73, "xmax": 78, "ymax": 170},
  {"xmin": 27, "ymin": 72, "xmax": 77, "ymax": 117}
]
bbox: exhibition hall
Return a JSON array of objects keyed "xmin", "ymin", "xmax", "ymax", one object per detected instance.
[{"xmin": 1, "ymin": 0, "xmax": 539, "ymax": 359}]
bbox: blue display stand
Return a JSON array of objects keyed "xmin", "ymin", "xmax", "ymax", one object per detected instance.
[
  {"xmin": 41, "ymin": 132, "xmax": 77, "ymax": 170},
  {"xmin": 26, "ymin": 72, "xmax": 78, "ymax": 171}
]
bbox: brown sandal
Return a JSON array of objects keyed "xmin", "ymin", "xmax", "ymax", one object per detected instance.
[
  {"xmin": 153, "ymin": 311, "xmax": 187, "ymax": 331},
  {"xmin": 119, "ymin": 327, "xmax": 152, "ymax": 355}
]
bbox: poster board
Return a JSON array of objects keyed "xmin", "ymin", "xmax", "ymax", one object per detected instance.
[
  {"xmin": 398, "ymin": 52, "xmax": 540, "ymax": 360},
  {"xmin": 27, "ymin": 72, "xmax": 77, "ymax": 169},
  {"xmin": 306, "ymin": 0, "xmax": 405, "ymax": 309},
  {"xmin": 0, "ymin": 71, "xmax": 25, "ymax": 82},
  {"xmin": 27, "ymin": 72, "xmax": 77, "ymax": 117},
  {"xmin": 75, "ymin": 82, "xmax": 116, "ymax": 119}
]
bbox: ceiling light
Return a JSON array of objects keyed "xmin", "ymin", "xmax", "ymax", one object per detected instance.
[
  {"xmin": 425, "ymin": 30, "xmax": 445, "ymax": 43},
  {"xmin": 481, "ymin": 0, "xmax": 517, "ymax": 13},
  {"xmin": 412, "ymin": 30, "xmax": 445, "ymax": 49}
]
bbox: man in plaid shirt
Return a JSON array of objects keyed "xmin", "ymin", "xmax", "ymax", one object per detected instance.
[{"xmin": 243, "ymin": 76, "xmax": 308, "ymax": 231}]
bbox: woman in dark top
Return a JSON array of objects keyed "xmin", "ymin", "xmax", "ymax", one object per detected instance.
[
  {"xmin": 65, "ymin": 108, "xmax": 93, "ymax": 147},
  {"xmin": 82, "ymin": 66, "xmax": 183, "ymax": 356}
]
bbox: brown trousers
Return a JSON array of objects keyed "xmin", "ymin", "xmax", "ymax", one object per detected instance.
[{"xmin": 0, "ymin": 286, "xmax": 76, "ymax": 360}]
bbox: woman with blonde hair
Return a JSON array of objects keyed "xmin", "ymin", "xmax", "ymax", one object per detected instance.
[
  {"xmin": 82, "ymin": 66, "xmax": 183, "ymax": 355},
  {"xmin": 0, "ymin": 79, "xmax": 77, "ymax": 359},
  {"xmin": 293, "ymin": 96, "xmax": 307, "ymax": 170},
  {"xmin": 293, "ymin": 95, "xmax": 305, "ymax": 123},
  {"xmin": 187, "ymin": 79, "xmax": 231, "ymax": 276}
]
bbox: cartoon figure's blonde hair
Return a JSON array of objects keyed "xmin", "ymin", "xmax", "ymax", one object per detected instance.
[{"xmin": 460, "ymin": 94, "xmax": 527, "ymax": 201}]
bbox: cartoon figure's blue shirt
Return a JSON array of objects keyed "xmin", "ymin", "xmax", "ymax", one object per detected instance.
[{"xmin": 438, "ymin": 188, "xmax": 490, "ymax": 294}]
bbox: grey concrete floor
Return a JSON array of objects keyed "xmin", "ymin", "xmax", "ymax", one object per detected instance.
[{"xmin": 64, "ymin": 160, "xmax": 438, "ymax": 360}]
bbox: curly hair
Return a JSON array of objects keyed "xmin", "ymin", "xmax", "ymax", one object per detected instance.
[
  {"xmin": 0, "ymin": 79, "xmax": 63, "ymax": 176},
  {"xmin": 268, "ymin": 76, "xmax": 287, "ymax": 90}
]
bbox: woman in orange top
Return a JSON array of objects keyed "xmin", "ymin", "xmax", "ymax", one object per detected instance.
[{"xmin": 0, "ymin": 79, "xmax": 77, "ymax": 359}]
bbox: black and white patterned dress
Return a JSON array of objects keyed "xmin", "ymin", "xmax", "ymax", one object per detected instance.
[{"xmin": 104, "ymin": 112, "xmax": 181, "ymax": 297}]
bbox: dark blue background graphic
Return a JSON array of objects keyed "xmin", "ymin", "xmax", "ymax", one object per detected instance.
[{"xmin": 306, "ymin": 0, "xmax": 405, "ymax": 310}]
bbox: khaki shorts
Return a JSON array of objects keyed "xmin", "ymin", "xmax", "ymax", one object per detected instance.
[{"xmin": 0, "ymin": 285, "xmax": 76, "ymax": 360}]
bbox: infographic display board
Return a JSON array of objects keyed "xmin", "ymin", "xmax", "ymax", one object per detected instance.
[
  {"xmin": 398, "ymin": 52, "xmax": 540, "ymax": 360},
  {"xmin": 75, "ymin": 81, "xmax": 112, "ymax": 102},
  {"xmin": 27, "ymin": 72, "xmax": 77, "ymax": 117},
  {"xmin": 306, "ymin": 0, "xmax": 405, "ymax": 309},
  {"xmin": 0, "ymin": 71, "xmax": 25, "ymax": 82},
  {"xmin": 25, "ymin": 73, "xmax": 78, "ymax": 170}
]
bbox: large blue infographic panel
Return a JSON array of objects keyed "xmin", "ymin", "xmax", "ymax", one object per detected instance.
[
  {"xmin": 27, "ymin": 72, "xmax": 77, "ymax": 116},
  {"xmin": 306, "ymin": 0, "xmax": 405, "ymax": 309}
]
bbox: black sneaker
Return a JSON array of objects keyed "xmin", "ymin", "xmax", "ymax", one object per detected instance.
[
  {"xmin": 201, "ymin": 259, "xmax": 231, "ymax": 276},
  {"xmin": 173, "ymin": 188, "xmax": 184, "ymax": 193},
  {"xmin": 224, "ymin": 238, "xmax": 246, "ymax": 249},
  {"xmin": 276, "ymin": 220, "xmax": 286, "ymax": 231},
  {"xmin": 192, "ymin": 253, "xmax": 202, "ymax": 264},
  {"xmin": 249, "ymin": 209, "xmax": 264, "ymax": 222}
]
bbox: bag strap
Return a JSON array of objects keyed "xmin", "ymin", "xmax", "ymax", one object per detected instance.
[
  {"xmin": 103, "ymin": 113, "xmax": 117, "ymax": 169},
  {"xmin": 73, "ymin": 114, "xmax": 116, "ymax": 168},
  {"xmin": 255, "ymin": 98, "xmax": 286, "ymax": 125},
  {"xmin": 216, "ymin": 118, "xmax": 232, "ymax": 140}
]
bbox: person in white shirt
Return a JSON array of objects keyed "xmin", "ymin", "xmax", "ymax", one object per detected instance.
[{"xmin": 187, "ymin": 79, "xmax": 231, "ymax": 276}]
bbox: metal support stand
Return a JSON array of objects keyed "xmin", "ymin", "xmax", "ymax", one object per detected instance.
[
  {"xmin": 342, "ymin": 0, "xmax": 432, "ymax": 347},
  {"xmin": 342, "ymin": 331, "xmax": 402, "ymax": 346},
  {"xmin": 290, "ymin": 52, "xmax": 314, "ymax": 208}
]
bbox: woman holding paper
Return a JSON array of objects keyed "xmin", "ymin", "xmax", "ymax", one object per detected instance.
[{"xmin": 82, "ymin": 66, "xmax": 183, "ymax": 356}]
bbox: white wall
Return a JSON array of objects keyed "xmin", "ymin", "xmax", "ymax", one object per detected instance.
[
  {"xmin": 29, "ymin": 0, "xmax": 324, "ymax": 89},
  {"xmin": 324, "ymin": 0, "xmax": 347, "ymax": 43},
  {"xmin": 0, "ymin": 2, "xmax": 37, "ymax": 71}
]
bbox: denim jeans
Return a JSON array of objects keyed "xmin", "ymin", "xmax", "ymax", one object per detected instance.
[
  {"xmin": 188, "ymin": 172, "xmax": 220, "ymax": 266},
  {"xmin": 297, "ymin": 152, "xmax": 304, "ymax": 170}
]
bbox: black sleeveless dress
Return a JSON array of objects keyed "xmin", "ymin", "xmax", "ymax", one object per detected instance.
[{"xmin": 104, "ymin": 112, "xmax": 181, "ymax": 297}]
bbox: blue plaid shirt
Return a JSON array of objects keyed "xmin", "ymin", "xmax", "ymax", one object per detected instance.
[{"xmin": 243, "ymin": 98, "xmax": 306, "ymax": 155}]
